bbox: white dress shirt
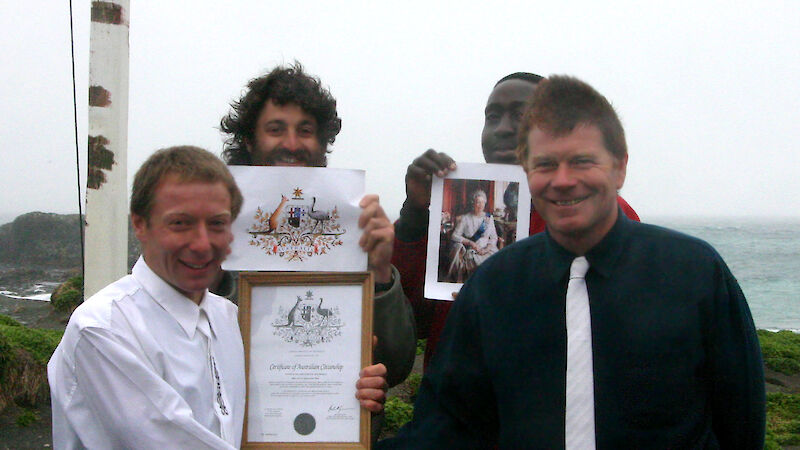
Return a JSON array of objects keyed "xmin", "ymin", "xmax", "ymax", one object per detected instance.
[{"xmin": 48, "ymin": 257, "xmax": 245, "ymax": 449}]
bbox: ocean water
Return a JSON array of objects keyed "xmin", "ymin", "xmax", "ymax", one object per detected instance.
[
  {"xmin": 2, "ymin": 218, "xmax": 798, "ymax": 331},
  {"xmin": 651, "ymin": 217, "xmax": 800, "ymax": 332}
]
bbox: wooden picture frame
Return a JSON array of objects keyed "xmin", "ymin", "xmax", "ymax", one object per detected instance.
[{"xmin": 239, "ymin": 271, "xmax": 374, "ymax": 449}]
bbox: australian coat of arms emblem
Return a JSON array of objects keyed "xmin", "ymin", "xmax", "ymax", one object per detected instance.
[
  {"xmin": 272, "ymin": 290, "xmax": 344, "ymax": 347},
  {"xmin": 249, "ymin": 188, "xmax": 346, "ymax": 262}
]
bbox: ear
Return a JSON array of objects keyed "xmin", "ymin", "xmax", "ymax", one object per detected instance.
[
  {"xmin": 131, "ymin": 213, "xmax": 148, "ymax": 242},
  {"xmin": 615, "ymin": 153, "xmax": 628, "ymax": 190}
]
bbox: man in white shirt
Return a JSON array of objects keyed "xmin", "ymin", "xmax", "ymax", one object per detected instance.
[{"xmin": 48, "ymin": 146, "xmax": 388, "ymax": 449}]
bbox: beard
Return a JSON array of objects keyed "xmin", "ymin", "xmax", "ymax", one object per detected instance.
[{"xmin": 261, "ymin": 146, "xmax": 327, "ymax": 167}]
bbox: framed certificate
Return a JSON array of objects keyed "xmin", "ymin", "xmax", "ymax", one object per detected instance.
[{"xmin": 239, "ymin": 272, "xmax": 374, "ymax": 449}]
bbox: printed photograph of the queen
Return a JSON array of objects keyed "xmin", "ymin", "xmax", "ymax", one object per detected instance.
[{"xmin": 437, "ymin": 178, "xmax": 520, "ymax": 283}]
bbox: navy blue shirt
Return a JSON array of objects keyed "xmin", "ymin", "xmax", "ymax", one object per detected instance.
[{"xmin": 380, "ymin": 214, "xmax": 765, "ymax": 449}]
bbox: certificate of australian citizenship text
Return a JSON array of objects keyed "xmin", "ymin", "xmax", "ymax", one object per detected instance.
[{"xmin": 245, "ymin": 284, "xmax": 363, "ymax": 443}]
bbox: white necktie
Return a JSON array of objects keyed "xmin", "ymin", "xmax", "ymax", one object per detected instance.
[
  {"xmin": 198, "ymin": 309, "xmax": 234, "ymax": 446},
  {"xmin": 565, "ymin": 256, "xmax": 595, "ymax": 450}
]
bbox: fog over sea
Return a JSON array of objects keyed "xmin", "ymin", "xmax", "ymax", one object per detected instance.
[{"xmin": 650, "ymin": 217, "xmax": 800, "ymax": 332}]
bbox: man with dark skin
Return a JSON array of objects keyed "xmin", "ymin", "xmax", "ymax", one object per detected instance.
[
  {"xmin": 379, "ymin": 75, "xmax": 764, "ymax": 449},
  {"xmin": 392, "ymin": 73, "xmax": 639, "ymax": 367}
]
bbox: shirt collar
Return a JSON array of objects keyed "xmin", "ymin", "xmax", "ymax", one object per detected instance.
[
  {"xmin": 131, "ymin": 256, "xmax": 214, "ymax": 339},
  {"xmin": 543, "ymin": 208, "xmax": 632, "ymax": 284}
]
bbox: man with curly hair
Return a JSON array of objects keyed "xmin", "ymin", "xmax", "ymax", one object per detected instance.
[
  {"xmin": 220, "ymin": 63, "xmax": 342, "ymax": 167},
  {"xmin": 216, "ymin": 63, "xmax": 417, "ymax": 439}
]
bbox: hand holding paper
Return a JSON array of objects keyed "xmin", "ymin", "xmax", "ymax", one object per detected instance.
[{"xmin": 359, "ymin": 194, "xmax": 393, "ymax": 284}]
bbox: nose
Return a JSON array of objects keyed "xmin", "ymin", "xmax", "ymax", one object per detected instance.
[
  {"xmin": 282, "ymin": 130, "xmax": 302, "ymax": 151},
  {"xmin": 190, "ymin": 224, "xmax": 212, "ymax": 254},
  {"xmin": 551, "ymin": 163, "xmax": 577, "ymax": 189},
  {"xmin": 494, "ymin": 113, "xmax": 515, "ymax": 137}
]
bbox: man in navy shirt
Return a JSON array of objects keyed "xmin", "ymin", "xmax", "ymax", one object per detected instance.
[{"xmin": 379, "ymin": 75, "xmax": 765, "ymax": 449}]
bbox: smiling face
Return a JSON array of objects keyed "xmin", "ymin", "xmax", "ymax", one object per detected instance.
[
  {"xmin": 248, "ymin": 100, "xmax": 326, "ymax": 167},
  {"xmin": 525, "ymin": 124, "xmax": 627, "ymax": 254},
  {"xmin": 132, "ymin": 175, "xmax": 233, "ymax": 303},
  {"xmin": 481, "ymin": 79, "xmax": 538, "ymax": 164}
]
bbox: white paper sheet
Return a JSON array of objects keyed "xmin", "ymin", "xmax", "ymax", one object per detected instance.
[
  {"xmin": 424, "ymin": 162, "xmax": 531, "ymax": 300},
  {"xmin": 246, "ymin": 284, "xmax": 363, "ymax": 443},
  {"xmin": 223, "ymin": 166, "xmax": 367, "ymax": 272}
]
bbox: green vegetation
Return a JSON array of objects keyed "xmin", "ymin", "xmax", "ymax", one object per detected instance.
[
  {"xmin": 759, "ymin": 329, "xmax": 800, "ymax": 375},
  {"xmin": 0, "ymin": 314, "xmax": 63, "ymax": 412},
  {"xmin": 50, "ymin": 275, "xmax": 84, "ymax": 314},
  {"xmin": 384, "ymin": 397, "xmax": 415, "ymax": 432},
  {"xmin": 15, "ymin": 407, "xmax": 39, "ymax": 427},
  {"xmin": 765, "ymin": 392, "xmax": 800, "ymax": 448},
  {"xmin": 0, "ymin": 320, "xmax": 63, "ymax": 364},
  {"xmin": 405, "ymin": 372, "xmax": 422, "ymax": 399},
  {"xmin": 0, "ymin": 314, "xmax": 22, "ymax": 327},
  {"xmin": 416, "ymin": 339, "xmax": 426, "ymax": 356}
]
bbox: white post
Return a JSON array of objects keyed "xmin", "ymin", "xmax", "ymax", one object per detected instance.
[{"xmin": 84, "ymin": 0, "xmax": 130, "ymax": 297}]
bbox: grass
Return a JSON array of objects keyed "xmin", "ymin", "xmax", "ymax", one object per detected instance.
[
  {"xmin": 50, "ymin": 275, "xmax": 84, "ymax": 314},
  {"xmin": 765, "ymin": 392, "xmax": 800, "ymax": 448},
  {"xmin": 15, "ymin": 407, "xmax": 39, "ymax": 427},
  {"xmin": 0, "ymin": 314, "xmax": 63, "ymax": 412},
  {"xmin": 759, "ymin": 329, "xmax": 800, "ymax": 375}
]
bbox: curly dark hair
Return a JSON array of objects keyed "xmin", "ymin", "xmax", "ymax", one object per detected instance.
[{"xmin": 220, "ymin": 62, "xmax": 342, "ymax": 165}]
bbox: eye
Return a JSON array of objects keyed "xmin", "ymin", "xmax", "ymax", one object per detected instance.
[
  {"xmin": 264, "ymin": 123, "xmax": 284, "ymax": 135},
  {"xmin": 572, "ymin": 157, "xmax": 595, "ymax": 168},
  {"xmin": 209, "ymin": 217, "xmax": 231, "ymax": 231},
  {"xmin": 298, "ymin": 126, "xmax": 316, "ymax": 138},
  {"xmin": 533, "ymin": 160, "xmax": 557, "ymax": 171},
  {"xmin": 485, "ymin": 112, "xmax": 500, "ymax": 123},
  {"xmin": 168, "ymin": 218, "xmax": 191, "ymax": 230}
]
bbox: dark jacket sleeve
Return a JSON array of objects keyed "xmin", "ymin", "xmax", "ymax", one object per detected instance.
[
  {"xmin": 373, "ymin": 265, "xmax": 417, "ymax": 387},
  {"xmin": 708, "ymin": 258, "xmax": 765, "ymax": 449}
]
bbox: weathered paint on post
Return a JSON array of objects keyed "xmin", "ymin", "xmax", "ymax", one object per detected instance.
[{"xmin": 84, "ymin": 0, "xmax": 130, "ymax": 297}]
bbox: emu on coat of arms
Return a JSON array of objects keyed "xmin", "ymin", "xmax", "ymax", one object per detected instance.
[
  {"xmin": 248, "ymin": 189, "xmax": 346, "ymax": 262},
  {"xmin": 271, "ymin": 290, "xmax": 344, "ymax": 347}
]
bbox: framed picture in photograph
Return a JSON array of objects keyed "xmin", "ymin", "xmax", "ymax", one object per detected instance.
[
  {"xmin": 424, "ymin": 163, "xmax": 531, "ymax": 300},
  {"xmin": 238, "ymin": 272, "xmax": 374, "ymax": 449}
]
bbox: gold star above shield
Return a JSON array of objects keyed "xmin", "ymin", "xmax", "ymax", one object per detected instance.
[{"xmin": 293, "ymin": 187, "xmax": 303, "ymax": 199}]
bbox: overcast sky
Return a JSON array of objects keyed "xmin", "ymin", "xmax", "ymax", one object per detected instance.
[{"xmin": 2, "ymin": 1, "xmax": 799, "ymax": 226}]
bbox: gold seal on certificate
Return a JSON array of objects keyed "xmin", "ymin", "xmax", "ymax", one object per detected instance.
[{"xmin": 238, "ymin": 272, "xmax": 373, "ymax": 449}]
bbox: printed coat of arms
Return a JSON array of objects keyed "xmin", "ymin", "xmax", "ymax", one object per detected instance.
[
  {"xmin": 272, "ymin": 290, "xmax": 344, "ymax": 347},
  {"xmin": 249, "ymin": 188, "xmax": 346, "ymax": 262}
]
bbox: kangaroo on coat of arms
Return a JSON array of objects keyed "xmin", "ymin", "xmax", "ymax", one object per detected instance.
[
  {"xmin": 248, "ymin": 188, "xmax": 346, "ymax": 262},
  {"xmin": 272, "ymin": 291, "xmax": 344, "ymax": 347}
]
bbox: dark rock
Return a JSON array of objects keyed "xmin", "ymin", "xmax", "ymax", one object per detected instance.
[{"xmin": 0, "ymin": 212, "xmax": 140, "ymax": 273}]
